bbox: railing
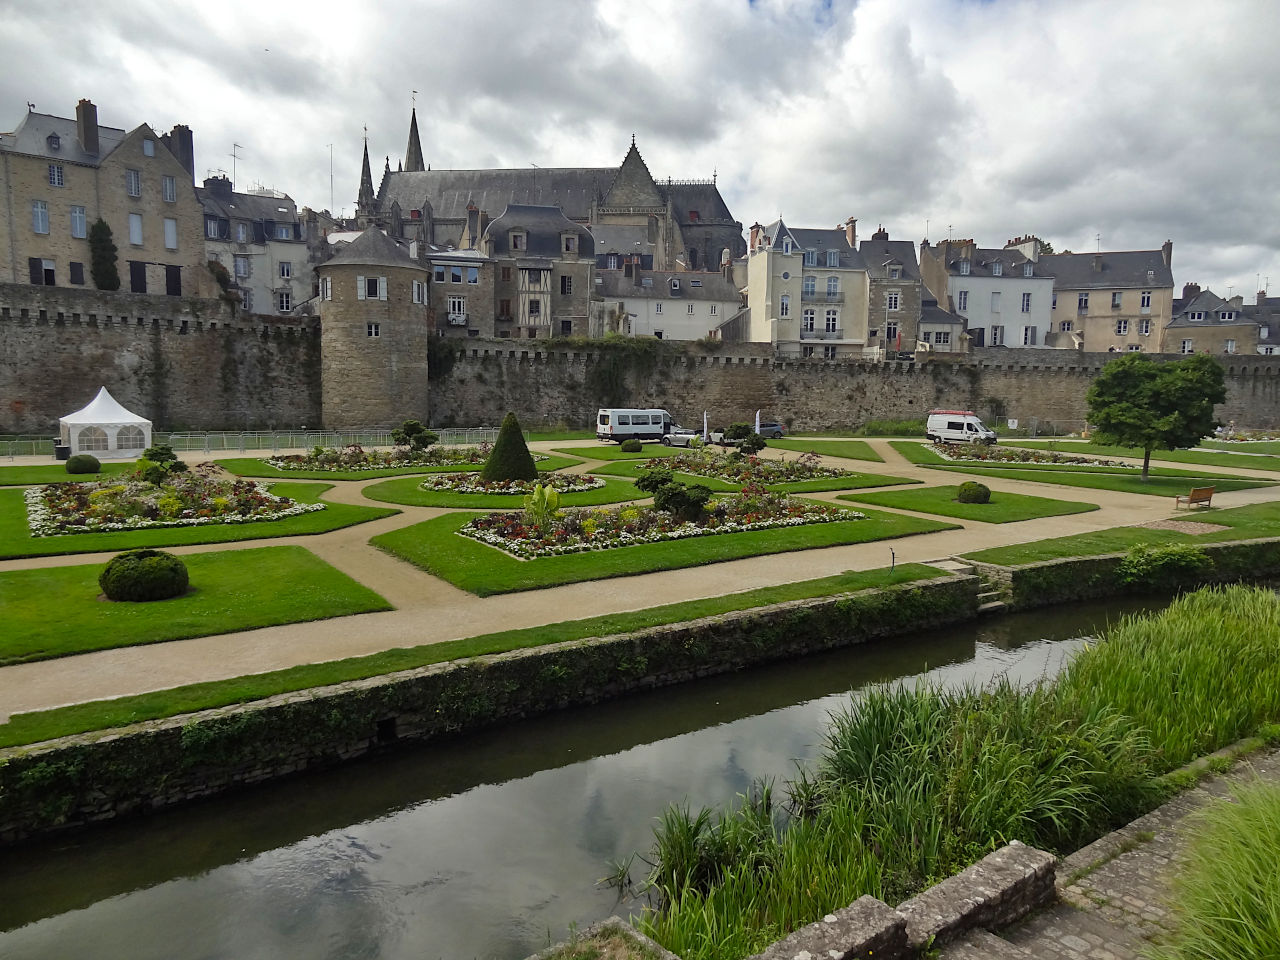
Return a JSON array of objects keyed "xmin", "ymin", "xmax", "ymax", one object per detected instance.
[
  {"xmin": 0, "ymin": 436, "xmax": 54, "ymax": 458},
  {"xmin": 448, "ymin": 313, "xmax": 468, "ymax": 326},
  {"xmin": 800, "ymin": 290, "xmax": 844, "ymax": 303},
  {"xmin": 800, "ymin": 328, "xmax": 845, "ymax": 340},
  {"xmin": 132, "ymin": 428, "xmax": 502, "ymax": 455}
]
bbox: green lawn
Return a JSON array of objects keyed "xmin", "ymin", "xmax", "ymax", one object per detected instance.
[
  {"xmin": 361, "ymin": 475, "xmax": 644, "ymax": 508},
  {"xmin": 372, "ymin": 506, "xmax": 956, "ymax": 596},
  {"xmin": 0, "ymin": 462, "xmax": 136, "ymax": 486},
  {"xmin": 551, "ymin": 443, "xmax": 677, "ymax": 461},
  {"xmin": 767, "ymin": 439, "xmax": 884, "ymax": 462},
  {"xmin": 0, "ymin": 563, "xmax": 944, "ymax": 748},
  {"xmin": 0, "ymin": 545, "xmax": 391, "ymax": 666},
  {"xmin": 216, "ymin": 453, "xmax": 582, "ymax": 480},
  {"xmin": 840, "ymin": 485, "xmax": 1099, "ymax": 523},
  {"xmin": 1003, "ymin": 439, "xmax": 1280, "ymax": 472},
  {"xmin": 592, "ymin": 459, "xmax": 916, "ymax": 493},
  {"xmin": 1202, "ymin": 440, "xmax": 1280, "ymax": 454},
  {"xmin": 0, "ymin": 482, "xmax": 398, "ymax": 559},
  {"xmin": 963, "ymin": 500, "xmax": 1280, "ymax": 566},
  {"xmin": 526, "ymin": 429, "xmax": 594, "ymax": 441}
]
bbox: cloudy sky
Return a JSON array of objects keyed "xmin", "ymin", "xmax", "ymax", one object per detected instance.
[{"xmin": 4, "ymin": 0, "xmax": 1278, "ymax": 298}]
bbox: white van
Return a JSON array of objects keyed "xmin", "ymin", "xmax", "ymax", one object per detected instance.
[
  {"xmin": 926, "ymin": 409, "xmax": 997, "ymax": 445},
  {"xmin": 596, "ymin": 408, "xmax": 675, "ymax": 443}
]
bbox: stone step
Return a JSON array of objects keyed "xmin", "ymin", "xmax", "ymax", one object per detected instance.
[
  {"xmin": 1002, "ymin": 904, "xmax": 1145, "ymax": 960},
  {"xmin": 978, "ymin": 601, "xmax": 1008, "ymax": 614},
  {"xmin": 932, "ymin": 559, "xmax": 976, "ymax": 575},
  {"xmin": 939, "ymin": 929, "xmax": 1033, "ymax": 959},
  {"xmin": 977, "ymin": 590, "xmax": 1003, "ymax": 600}
]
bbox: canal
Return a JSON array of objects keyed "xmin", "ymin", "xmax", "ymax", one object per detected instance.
[{"xmin": 0, "ymin": 596, "xmax": 1162, "ymax": 959}]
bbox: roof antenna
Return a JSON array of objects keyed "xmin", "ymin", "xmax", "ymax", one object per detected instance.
[{"xmin": 1096, "ymin": 233, "xmax": 1101, "ymax": 252}]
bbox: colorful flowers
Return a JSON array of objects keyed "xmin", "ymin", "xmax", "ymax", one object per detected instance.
[
  {"xmin": 263, "ymin": 442, "xmax": 545, "ymax": 472},
  {"xmin": 932, "ymin": 443, "xmax": 1131, "ymax": 467},
  {"xmin": 646, "ymin": 450, "xmax": 851, "ymax": 485},
  {"xmin": 25, "ymin": 476, "xmax": 324, "ymax": 537},
  {"xmin": 419, "ymin": 473, "xmax": 605, "ymax": 495}
]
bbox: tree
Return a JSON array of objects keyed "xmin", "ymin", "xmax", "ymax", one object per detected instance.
[
  {"xmin": 392, "ymin": 419, "xmax": 438, "ymax": 451},
  {"xmin": 480, "ymin": 411, "xmax": 538, "ymax": 481},
  {"xmin": 88, "ymin": 218, "xmax": 120, "ymax": 291},
  {"xmin": 1086, "ymin": 353, "xmax": 1226, "ymax": 479}
]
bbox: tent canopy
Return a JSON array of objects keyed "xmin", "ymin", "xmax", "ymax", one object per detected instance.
[{"xmin": 58, "ymin": 387, "xmax": 152, "ymax": 459}]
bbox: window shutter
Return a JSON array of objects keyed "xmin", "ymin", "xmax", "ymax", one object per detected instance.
[
  {"xmin": 378, "ymin": 277, "xmax": 387, "ymax": 301},
  {"xmin": 1030, "ymin": 327, "xmax": 1038, "ymax": 345},
  {"xmin": 28, "ymin": 258, "xmax": 43, "ymax": 285},
  {"xmin": 356, "ymin": 275, "xmax": 366, "ymax": 300}
]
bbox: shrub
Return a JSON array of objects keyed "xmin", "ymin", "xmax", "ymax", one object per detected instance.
[
  {"xmin": 142, "ymin": 443, "xmax": 187, "ymax": 473},
  {"xmin": 392, "ymin": 419, "xmax": 438, "ymax": 452},
  {"xmin": 65, "ymin": 454, "xmax": 101, "ymax": 475},
  {"xmin": 480, "ymin": 412, "xmax": 538, "ymax": 482},
  {"xmin": 739, "ymin": 432, "xmax": 766, "ymax": 455},
  {"xmin": 620, "ymin": 438, "xmax": 643, "ymax": 453},
  {"xmin": 724, "ymin": 422, "xmax": 753, "ymax": 441},
  {"xmin": 88, "ymin": 218, "xmax": 120, "ymax": 291},
  {"xmin": 1115, "ymin": 543, "xmax": 1212, "ymax": 589},
  {"xmin": 652, "ymin": 482, "xmax": 713, "ymax": 522},
  {"xmin": 956, "ymin": 481, "xmax": 991, "ymax": 504},
  {"xmin": 99, "ymin": 549, "xmax": 189, "ymax": 602},
  {"xmin": 635, "ymin": 467, "xmax": 675, "ymax": 494}
]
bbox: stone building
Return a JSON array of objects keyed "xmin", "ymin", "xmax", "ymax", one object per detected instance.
[
  {"xmin": 744, "ymin": 218, "xmax": 870, "ymax": 359},
  {"xmin": 0, "ymin": 99, "xmax": 209, "ymax": 297},
  {"xmin": 315, "ymin": 227, "xmax": 430, "ymax": 426},
  {"xmin": 198, "ymin": 175, "xmax": 314, "ymax": 314},
  {"xmin": 859, "ymin": 225, "xmax": 927, "ymax": 356},
  {"xmin": 920, "ymin": 239, "xmax": 1053, "ymax": 348},
  {"xmin": 1161, "ymin": 286, "xmax": 1257, "ymax": 356},
  {"xmin": 356, "ymin": 113, "xmax": 744, "ymax": 273},
  {"xmin": 593, "ymin": 261, "xmax": 744, "ymax": 340}
]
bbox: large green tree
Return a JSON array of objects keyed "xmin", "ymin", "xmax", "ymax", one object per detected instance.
[{"xmin": 1086, "ymin": 353, "xmax": 1226, "ymax": 479}]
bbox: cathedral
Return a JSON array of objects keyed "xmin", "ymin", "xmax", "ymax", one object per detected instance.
[{"xmin": 355, "ymin": 109, "xmax": 745, "ymax": 272}]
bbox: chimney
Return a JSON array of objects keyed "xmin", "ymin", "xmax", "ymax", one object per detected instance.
[
  {"xmin": 844, "ymin": 216, "xmax": 857, "ymax": 248},
  {"xmin": 1183, "ymin": 282, "xmax": 1200, "ymax": 300},
  {"xmin": 871, "ymin": 224, "xmax": 888, "ymax": 242},
  {"xmin": 749, "ymin": 222, "xmax": 761, "ymax": 250},
  {"xmin": 1092, "ymin": 254, "xmax": 1103, "ymax": 272},
  {"xmin": 161, "ymin": 124, "xmax": 195, "ymax": 181},
  {"xmin": 1260, "ymin": 290, "xmax": 1269, "ymax": 306},
  {"xmin": 203, "ymin": 175, "xmax": 234, "ymax": 201},
  {"xmin": 465, "ymin": 203, "xmax": 479, "ymax": 250},
  {"xmin": 1161, "ymin": 239, "xmax": 1173, "ymax": 267},
  {"xmin": 75, "ymin": 99, "xmax": 99, "ymax": 155}
]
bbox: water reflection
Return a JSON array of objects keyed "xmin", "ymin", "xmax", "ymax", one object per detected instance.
[{"xmin": 0, "ymin": 596, "xmax": 1162, "ymax": 959}]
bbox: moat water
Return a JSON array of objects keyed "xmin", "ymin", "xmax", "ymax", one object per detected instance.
[{"xmin": 0, "ymin": 596, "xmax": 1164, "ymax": 960}]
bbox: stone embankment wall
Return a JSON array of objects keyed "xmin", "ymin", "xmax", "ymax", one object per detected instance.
[{"xmin": 0, "ymin": 576, "xmax": 977, "ymax": 846}]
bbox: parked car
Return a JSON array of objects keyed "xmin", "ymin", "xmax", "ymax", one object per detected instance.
[
  {"xmin": 756, "ymin": 422, "xmax": 785, "ymax": 439},
  {"xmin": 661, "ymin": 426, "xmax": 700, "ymax": 447},
  {"xmin": 925, "ymin": 409, "xmax": 996, "ymax": 444}
]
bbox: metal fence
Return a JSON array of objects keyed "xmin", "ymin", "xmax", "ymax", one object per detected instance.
[{"xmin": 994, "ymin": 418, "xmax": 1089, "ymax": 438}]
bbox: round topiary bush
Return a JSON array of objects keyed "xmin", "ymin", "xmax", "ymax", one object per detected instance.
[
  {"xmin": 65, "ymin": 453, "xmax": 101, "ymax": 475},
  {"xmin": 99, "ymin": 549, "xmax": 190, "ymax": 602},
  {"xmin": 619, "ymin": 438, "xmax": 643, "ymax": 452},
  {"xmin": 956, "ymin": 481, "xmax": 991, "ymax": 504},
  {"xmin": 480, "ymin": 412, "xmax": 539, "ymax": 482}
]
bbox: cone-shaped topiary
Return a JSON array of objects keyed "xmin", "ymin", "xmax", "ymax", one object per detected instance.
[{"xmin": 480, "ymin": 412, "xmax": 539, "ymax": 482}]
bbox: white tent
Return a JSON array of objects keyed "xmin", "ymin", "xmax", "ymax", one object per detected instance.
[{"xmin": 58, "ymin": 387, "xmax": 152, "ymax": 459}]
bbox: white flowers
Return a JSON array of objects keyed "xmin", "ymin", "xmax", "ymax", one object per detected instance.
[{"xmin": 419, "ymin": 473, "xmax": 606, "ymax": 495}]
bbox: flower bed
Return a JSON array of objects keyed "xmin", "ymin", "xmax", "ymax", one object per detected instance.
[
  {"xmin": 25, "ymin": 477, "xmax": 324, "ymax": 536},
  {"xmin": 933, "ymin": 443, "xmax": 1131, "ymax": 467},
  {"xmin": 647, "ymin": 450, "xmax": 852, "ymax": 485},
  {"xmin": 262, "ymin": 444, "xmax": 545, "ymax": 473},
  {"xmin": 460, "ymin": 484, "xmax": 857, "ymax": 558},
  {"xmin": 419, "ymin": 472, "xmax": 605, "ymax": 495}
]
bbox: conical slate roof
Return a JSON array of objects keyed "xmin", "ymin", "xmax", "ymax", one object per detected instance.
[
  {"xmin": 324, "ymin": 226, "xmax": 420, "ymax": 268},
  {"xmin": 358, "ymin": 140, "xmax": 375, "ymax": 211},
  {"xmin": 60, "ymin": 387, "xmax": 151, "ymax": 426},
  {"xmin": 404, "ymin": 107, "xmax": 425, "ymax": 172}
]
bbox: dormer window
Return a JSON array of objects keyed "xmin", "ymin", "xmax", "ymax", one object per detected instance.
[
  {"xmin": 889, "ymin": 266, "xmax": 901, "ymax": 280},
  {"xmin": 804, "ymin": 249, "xmax": 816, "ymax": 266},
  {"xmin": 688, "ymin": 210, "xmax": 700, "ymax": 221},
  {"xmin": 46, "ymin": 133, "xmax": 60, "ymax": 151},
  {"xmin": 782, "ymin": 238, "xmax": 793, "ymax": 254},
  {"xmin": 991, "ymin": 261, "xmax": 1003, "ymax": 276},
  {"xmin": 959, "ymin": 259, "xmax": 970, "ymax": 275},
  {"xmin": 562, "ymin": 234, "xmax": 577, "ymax": 254},
  {"xmin": 670, "ymin": 278, "xmax": 681, "ymax": 290},
  {"xmin": 510, "ymin": 232, "xmax": 526, "ymax": 251},
  {"xmin": 606, "ymin": 254, "xmax": 619, "ymax": 270},
  {"xmin": 1221, "ymin": 311, "xmax": 1236, "ymax": 321},
  {"xmin": 1023, "ymin": 263, "xmax": 1033, "ymax": 277},
  {"xmin": 1189, "ymin": 311, "xmax": 1204, "ymax": 321},
  {"xmin": 826, "ymin": 250, "xmax": 839, "ymax": 267}
]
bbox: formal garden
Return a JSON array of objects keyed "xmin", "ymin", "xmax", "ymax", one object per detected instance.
[
  {"xmin": 841, "ymin": 481, "xmax": 1100, "ymax": 523},
  {"xmin": 594, "ymin": 449, "xmax": 915, "ymax": 493}
]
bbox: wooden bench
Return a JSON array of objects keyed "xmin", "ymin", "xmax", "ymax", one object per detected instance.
[{"xmin": 1174, "ymin": 486, "xmax": 1215, "ymax": 510}]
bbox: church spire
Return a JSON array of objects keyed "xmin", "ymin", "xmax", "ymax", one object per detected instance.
[
  {"xmin": 404, "ymin": 106, "xmax": 425, "ymax": 172},
  {"xmin": 356, "ymin": 127, "xmax": 375, "ymax": 226}
]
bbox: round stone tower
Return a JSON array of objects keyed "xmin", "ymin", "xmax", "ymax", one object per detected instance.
[{"xmin": 317, "ymin": 227, "xmax": 430, "ymax": 428}]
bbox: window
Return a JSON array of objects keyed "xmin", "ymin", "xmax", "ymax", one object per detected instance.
[
  {"xmin": 802, "ymin": 275, "xmax": 816, "ymax": 296},
  {"xmin": 690, "ymin": 279, "xmax": 702, "ymax": 287},
  {"xmin": 321, "ymin": 276, "xmax": 332, "ymax": 300},
  {"xmin": 280, "ymin": 261, "xmax": 292, "ymax": 278},
  {"xmin": 991, "ymin": 291, "xmax": 1001, "ymax": 312},
  {"xmin": 206, "ymin": 217, "xmax": 220, "ymax": 239},
  {"xmin": 605, "ymin": 254, "xmax": 619, "ymax": 270},
  {"xmin": 1077, "ymin": 292, "xmax": 1089, "ymax": 312},
  {"xmin": 366, "ymin": 276, "xmax": 385, "ymax": 300},
  {"xmin": 48, "ymin": 164, "xmax": 64, "ymax": 187},
  {"xmin": 142, "ymin": 139, "xmax": 155, "ymax": 157},
  {"xmin": 801, "ymin": 345, "xmax": 815, "ymax": 358},
  {"xmin": 1181, "ymin": 339, "xmax": 1194, "ymax": 354},
  {"xmin": 921, "ymin": 331, "xmax": 932, "ymax": 344},
  {"xmin": 28, "ymin": 257, "xmax": 55, "ymax": 285},
  {"xmin": 1265, "ymin": 346, "xmax": 1276, "ymax": 355},
  {"xmin": 78, "ymin": 426, "xmax": 109, "ymax": 451},
  {"xmin": 826, "ymin": 276, "xmax": 839, "ymax": 296},
  {"xmin": 499, "ymin": 298, "xmax": 511, "ymax": 317},
  {"xmin": 528, "ymin": 299, "xmax": 541, "ymax": 317},
  {"xmin": 826, "ymin": 250, "xmax": 839, "ymax": 267},
  {"xmin": 1021, "ymin": 292, "xmax": 1032, "ymax": 313},
  {"xmin": 710, "ymin": 304, "xmax": 717, "ymax": 316},
  {"xmin": 825, "ymin": 309, "xmax": 839, "ymax": 333},
  {"xmin": 803, "ymin": 250, "xmax": 816, "ymax": 266},
  {"xmin": 432, "ymin": 264, "xmax": 445, "ymax": 282},
  {"xmin": 670, "ymin": 278, "xmax": 680, "ymax": 290},
  {"xmin": 1116, "ymin": 319, "xmax": 1129, "ymax": 335},
  {"xmin": 276, "ymin": 224, "xmax": 292, "ymax": 240},
  {"xmin": 234, "ymin": 255, "xmax": 250, "ymax": 278},
  {"xmin": 163, "ymin": 217, "xmax": 177, "ymax": 250},
  {"xmin": 1059, "ymin": 320, "xmax": 1073, "ymax": 332},
  {"xmin": 510, "ymin": 232, "xmax": 525, "ymax": 250},
  {"xmin": 823, "ymin": 345, "xmax": 837, "ymax": 359},
  {"xmin": 991, "ymin": 325, "xmax": 1005, "ymax": 346},
  {"xmin": 779, "ymin": 295, "xmax": 790, "ymax": 317},
  {"xmin": 991, "ymin": 261, "xmax": 1003, "ymax": 276},
  {"xmin": 885, "ymin": 320, "xmax": 899, "ymax": 342},
  {"xmin": 687, "ymin": 304, "xmax": 694, "ymax": 315},
  {"xmin": 126, "ymin": 168, "xmax": 141, "ymax": 197},
  {"xmin": 242, "ymin": 288, "xmax": 253, "ymax": 311},
  {"xmin": 563, "ymin": 235, "xmax": 576, "ymax": 253},
  {"xmin": 162, "ymin": 175, "xmax": 176, "ymax": 203},
  {"xmin": 959, "ymin": 259, "xmax": 970, "ymax": 275},
  {"xmin": 236, "ymin": 222, "xmax": 248, "ymax": 242},
  {"xmin": 31, "ymin": 200, "xmax": 48, "ymax": 234},
  {"xmin": 1128, "ymin": 344, "xmax": 1142, "ymax": 352},
  {"xmin": 1141, "ymin": 290, "xmax": 1152, "ymax": 309},
  {"xmin": 1052, "ymin": 292, "xmax": 1058, "ymax": 309},
  {"xmin": 278, "ymin": 291, "xmax": 292, "ymax": 312},
  {"xmin": 886, "ymin": 292, "xmax": 900, "ymax": 311},
  {"xmin": 128, "ymin": 213, "xmax": 142, "ymax": 245},
  {"xmin": 367, "ymin": 323, "xmax": 380, "ymax": 337},
  {"xmin": 782, "ymin": 238, "xmax": 792, "ymax": 254},
  {"xmin": 1189, "ymin": 311, "xmax": 1204, "ymax": 321},
  {"xmin": 1023, "ymin": 325, "xmax": 1037, "ymax": 346},
  {"xmin": 467, "ymin": 267, "xmax": 479, "ymax": 284},
  {"xmin": 447, "ymin": 295, "xmax": 466, "ymax": 323},
  {"xmin": 802, "ymin": 308, "xmax": 815, "ymax": 331},
  {"xmin": 1221, "ymin": 311, "xmax": 1236, "ymax": 321},
  {"xmin": 1225, "ymin": 339, "xmax": 1237, "ymax": 354},
  {"xmin": 69, "ymin": 261, "xmax": 85, "ymax": 285},
  {"xmin": 165, "ymin": 264, "xmax": 181, "ymax": 296},
  {"xmin": 450, "ymin": 266, "xmax": 463, "ymax": 283},
  {"xmin": 935, "ymin": 331, "xmax": 952, "ymax": 346},
  {"xmin": 560, "ymin": 275, "xmax": 572, "ymax": 295},
  {"xmin": 1139, "ymin": 319, "xmax": 1151, "ymax": 336},
  {"xmin": 1112, "ymin": 291, "xmax": 1122, "ymax": 309},
  {"xmin": 641, "ymin": 277, "xmax": 653, "ymax": 287},
  {"xmin": 957, "ymin": 290, "xmax": 968, "ymax": 311},
  {"xmin": 117, "ymin": 425, "xmax": 145, "ymax": 450},
  {"xmin": 655, "ymin": 302, "xmax": 663, "ymax": 314},
  {"xmin": 129, "ymin": 260, "xmax": 147, "ymax": 293},
  {"xmin": 70, "ymin": 205, "xmax": 86, "ymax": 239},
  {"xmin": 412, "ymin": 280, "xmax": 426, "ymax": 304},
  {"xmin": 1023, "ymin": 263, "xmax": 1032, "ymax": 278},
  {"xmin": 889, "ymin": 266, "xmax": 902, "ymax": 280}
]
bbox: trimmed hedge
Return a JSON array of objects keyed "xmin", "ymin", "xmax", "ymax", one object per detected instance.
[
  {"xmin": 99, "ymin": 550, "xmax": 190, "ymax": 602},
  {"xmin": 957, "ymin": 480, "xmax": 991, "ymax": 504},
  {"xmin": 619, "ymin": 438, "xmax": 643, "ymax": 453},
  {"xmin": 65, "ymin": 454, "xmax": 101, "ymax": 475},
  {"xmin": 480, "ymin": 412, "xmax": 538, "ymax": 481}
]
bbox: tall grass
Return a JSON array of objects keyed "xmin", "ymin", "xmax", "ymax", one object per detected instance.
[
  {"xmin": 635, "ymin": 586, "xmax": 1280, "ymax": 960},
  {"xmin": 1148, "ymin": 782, "xmax": 1280, "ymax": 960},
  {"xmin": 852, "ymin": 418, "xmax": 926, "ymax": 437}
]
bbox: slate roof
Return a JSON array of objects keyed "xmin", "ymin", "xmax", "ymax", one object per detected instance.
[
  {"xmin": 323, "ymin": 227, "xmax": 419, "ymax": 268},
  {"xmin": 919, "ymin": 298, "xmax": 965, "ymax": 326},
  {"xmin": 760, "ymin": 219, "xmax": 864, "ymax": 269},
  {"xmin": 1038, "ymin": 251, "xmax": 1173, "ymax": 290},
  {"xmin": 197, "ymin": 184, "xmax": 298, "ymax": 224},
  {"xmin": 595, "ymin": 271, "xmax": 740, "ymax": 302},
  {"xmin": 380, "ymin": 168, "xmax": 611, "ymax": 221},
  {"xmin": 859, "ymin": 238, "xmax": 921, "ymax": 280},
  {"xmin": 483, "ymin": 204, "xmax": 596, "ymax": 258},
  {"xmin": 0, "ymin": 110, "xmax": 127, "ymax": 165},
  {"xmin": 591, "ymin": 223, "xmax": 655, "ymax": 257},
  {"xmin": 669, "ymin": 182, "xmax": 735, "ymax": 225},
  {"xmin": 1166, "ymin": 289, "xmax": 1252, "ymax": 328},
  {"xmin": 939, "ymin": 245, "xmax": 1036, "ymax": 278}
]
